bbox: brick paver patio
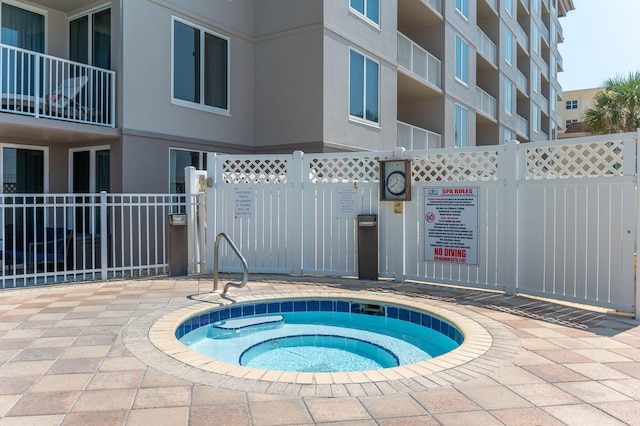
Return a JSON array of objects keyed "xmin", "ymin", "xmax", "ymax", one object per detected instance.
[{"xmin": 0, "ymin": 276, "xmax": 638, "ymax": 425}]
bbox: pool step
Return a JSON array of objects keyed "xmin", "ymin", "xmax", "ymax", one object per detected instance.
[{"xmin": 213, "ymin": 315, "xmax": 284, "ymax": 330}]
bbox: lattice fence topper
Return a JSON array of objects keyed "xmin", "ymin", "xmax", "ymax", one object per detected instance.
[
  {"xmin": 306, "ymin": 156, "xmax": 381, "ymax": 183},
  {"xmin": 412, "ymin": 150, "xmax": 500, "ymax": 182},
  {"xmin": 526, "ymin": 140, "xmax": 625, "ymax": 179},
  {"xmin": 222, "ymin": 158, "xmax": 288, "ymax": 184}
]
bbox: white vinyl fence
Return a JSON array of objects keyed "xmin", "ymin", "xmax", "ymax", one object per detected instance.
[
  {"xmin": 206, "ymin": 132, "xmax": 640, "ymax": 315},
  {"xmin": 0, "ymin": 193, "xmax": 198, "ymax": 289}
]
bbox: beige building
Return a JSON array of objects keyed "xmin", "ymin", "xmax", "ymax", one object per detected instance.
[
  {"xmin": 558, "ymin": 87, "xmax": 602, "ymax": 136},
  {"xmin": 0, "ymin": 0, "xmax": 574, "ymax": 194}
]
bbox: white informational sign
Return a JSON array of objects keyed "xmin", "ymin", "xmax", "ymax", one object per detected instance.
[
  {"xmin": 424, "ymin": 187, "xmax": 479, "ymax": 265},
  {"xmin": 234, "ymin": 190, "xmax": 254, "ymax": 218},
  {"xmin": 336, "ymin": 188, "xmax": 357, "ymax": 218}
]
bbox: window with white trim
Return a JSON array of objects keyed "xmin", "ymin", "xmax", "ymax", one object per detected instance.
[
  {"xmin": 455, "ymin": 104, "xmax": 468, "ymax": 147},
  {"xmin": 456, "ymin": 0, "xmax": 468, "ymax": 18},
  {"xmin": 532, "ymin": 64, "xmax": 540, "ymax": 93},
  {"xmin": 350, "ymin": 0, "xmax": 379, "ymax": 25},
  {"xmin": 532, "ymin": 104, "xmax": 540, "ymax": 133},
  {"xmin": 533, "ymin": 26, "xmax": 540, "ymax": 54},
  {"xmin": 504, "ymin": 29, "xmax": 514, "ymax": 65},
  {"xmin": 550, "ymin": 87, "xmax": 556, "ymax": 111},
  {"xmin": 172, "ymin": 17, "xmax": 229, "ymax": 113},
  {"xmin": 566, "ymin": 99, "xmax": 578, "ymax": 109},
  {"xmin": 565, "ymin": 119, "xmax": 577, "ymax": 128},
  {"xmin": 504, "ymin": 79, "xmax": 513, "ymax": 115},
  {"xmin": 455, "ymin": 35, "xmax": 468, "ymax": 85},
  {"xmin": 349, "ymin": 49, "xmax": 379, "ymax": 124}
]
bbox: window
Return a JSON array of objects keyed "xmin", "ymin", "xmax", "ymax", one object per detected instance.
[
  {"xmin": 349, "ymin": 49, "xmax": 379, "ymax": 124},
  {"xmin": 70, "ymin": 147, "xmax": 110, "ymax": 193},
  {"xmin": 350, "ymin": 0, "xmax": 379, "ymax": 25},
  {"xmin": 533, "ymin": 0, "xmax": 540, "ymax": 14},
  {"xmin": 566, "ymin": 99, "xmax": 578, "ymax": 109},
  {"xmin": 532, "ymin": 64, "xmax": 540, "ymax": 93},
  {"xmin": 455, "ymin": 104, "xmax": 468, "ymax": 147},
  {"xmin": 455, "ymin": 35, "xmax": 468, "ymax": 85},
  {"xmin": 2, "ymin": 146, "xmax": 47, "ymax": 194},
  {"xmin": 565, "ymin": 119, "xmax": 577, "ymax": 129},
  {"xmin": 550, "ymin": 88, "xmax": 556, "ymax": 111},
  {"xmin": 505, "ymin": 0, "xmax": 514, "ymax": 16},
  {"xmin": 532, "ymin": 26, "xmax": 540, "ymax": 54},
  {"xmin": 173, "ymin": 18, "xmax": 229, "ymax": 113},
  {"xmin": 456, "ymin": 0, "xmax": 468, "ymax": 18},
  {"xmin": 504, "ymin": 79, "xmax": 513, "ymax": 115},
  {"xmin": 532, "ymin": 104, "xmax": 539, "ymax": 133},
  {"xmin": 504, "ymin": 29, "xmax": 513, "ymax": 65},
  {"xmin": 169, "ymin": 149, "xmax": 208, "ymax": 194},
  {"xmin": 70, "ymin": 8, "xmax": 111, "ymax": 69},
  {"xmin": 504, "ymin": 128, "xmax": 515, "ymax": 142}
]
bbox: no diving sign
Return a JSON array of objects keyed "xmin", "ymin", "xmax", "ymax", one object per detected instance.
[{"xmin": 424, "ymin": 187, "xmax": 479, "ymax": 265}]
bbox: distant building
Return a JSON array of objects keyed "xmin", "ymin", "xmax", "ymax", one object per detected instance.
[{"xmin": 557, "ymin": 87, "xmax": 602, "ymax": 138}]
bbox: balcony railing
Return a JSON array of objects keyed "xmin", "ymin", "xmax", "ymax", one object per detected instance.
[
  {"xmin": 516, "ymin": 69, "xmax": 528, "ymax": 93},
  {"xmin": 477, "ymin": 27, "xmax": 497, "ymax": 66},
  {"xmin": 0, "ymin": 43, "xmax": 115, "ymax": 128},
  {"xmin": 516, "ymin": 24, "xmax": 529, "ymax": 53},
  {"xmin": 540, "ymin": 23, "xmax": 550, "ymax": 46},
  {"xmin": 516, "ymin": 114, "xmax": 529, "ymax": 138},
  {"xmin": 476, "ymin": 87, "xmax": 497, "ymax": 120},
  {"xmin": 397, "ymin": 32, "xmax": 442, "ymax": 89},
  {"xmin": 397, "ymin": 121, "xmax": 441, "ymax": 150}
]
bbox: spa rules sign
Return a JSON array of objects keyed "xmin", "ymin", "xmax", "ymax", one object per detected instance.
[{"xmin": 424, "ymin": 187, "xmax": 479, "ymax": 265}]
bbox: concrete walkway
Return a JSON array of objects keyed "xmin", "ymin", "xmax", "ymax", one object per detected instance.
[{"xmin": 0, "ymin": 276, "xmax": 638, "ymax": 425}]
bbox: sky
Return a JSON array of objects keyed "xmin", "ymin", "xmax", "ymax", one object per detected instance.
[{"xmin": 557, "ymin": 0, "xmax": 640, "ymax": 91}]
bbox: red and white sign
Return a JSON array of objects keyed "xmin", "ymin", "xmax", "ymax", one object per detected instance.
[{"xmin": 424, "ymin": 187, "xmax": 478, "ymax": 265}]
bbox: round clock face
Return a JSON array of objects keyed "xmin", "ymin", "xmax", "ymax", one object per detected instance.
[{"xmin": 386, "ymin": 171, "xmax": 406, "ymax": 196}]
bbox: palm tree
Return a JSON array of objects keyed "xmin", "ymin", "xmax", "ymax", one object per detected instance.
[{"xmin": 583, "ymin": 72, "xmax": 640, "ymax": 135}]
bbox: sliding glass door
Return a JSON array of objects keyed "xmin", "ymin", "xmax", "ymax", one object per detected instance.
[{"xmin": 1, "ymin": 3, "xmax": 45, "ymax": 97}]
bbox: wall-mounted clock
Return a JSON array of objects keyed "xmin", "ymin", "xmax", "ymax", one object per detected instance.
[{"xmin": 379, "ymin": 159, "xmax": 411, "ymax": 201}]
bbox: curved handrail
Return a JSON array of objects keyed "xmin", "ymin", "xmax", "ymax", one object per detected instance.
[{"xmin": 213, "ymin": 233, "xmax": 249, "ymax": 296}]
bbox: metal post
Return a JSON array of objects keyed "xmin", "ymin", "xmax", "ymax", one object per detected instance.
[{"xmin": 100, "ymin": 191, "xmax": 108, "ymax": 282}]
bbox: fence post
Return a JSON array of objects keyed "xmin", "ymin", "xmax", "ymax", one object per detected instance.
[
  {"xmin": 502, "ymin": 140, "xmax": 521, "ymax": 295},
  {"xmin": 198, "ymin": 191, "xmax": 206, "ymax": 274},
  {"xmin": 635, "ymin": 130, "xmax": 640, "ymax": 319},
  {"xmin": 289, "ymin": 151, "xmax": 304, "ymax": 276},
  {"xmin": 100, "ymin": 191, "xmax": 108, "ymax": 282},
  {"xmin": 205, "ymin": 153, "xmax": 218, "ymax": 274}
]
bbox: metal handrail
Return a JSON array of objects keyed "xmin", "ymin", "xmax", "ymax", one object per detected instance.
[{"xmin": 213, "ymin": 232, "xmax": 249, "ymax": 296}]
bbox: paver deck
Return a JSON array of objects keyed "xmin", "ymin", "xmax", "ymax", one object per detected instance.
[{"xmin": 0, "ymin": 275, "xmax": 638, "ymax": 425}]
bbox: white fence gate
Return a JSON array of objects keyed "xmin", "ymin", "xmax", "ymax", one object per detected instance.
[{"xmin": 205, "ymin": 132, "xmax": 638, "ymax": 315}]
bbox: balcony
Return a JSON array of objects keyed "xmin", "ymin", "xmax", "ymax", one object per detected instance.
[
  {"xmin": 484, "ymin": 0, "xmax": 498, "ymax": 12},
  {"xmin": 516, "ymin": 114, "xmax": 529, "ymax": 138},
  {"xmin": 422, "ymin": 0, "xmax": 442, "ymax": 13},
  {"xmin": 0, "ymin": 43, "xmax": 115, "ymax": 128},
  {"xmin": 398, "ymin": 0, "xmax": 443, "ymax": 29},
  {"xmin": 477, "ymin": 27, "xmax": 497, "ymax": 68},
  {"xmin": 397, "ymin": 32, "xmax": 442, "ymax": 92},
  {"xmin": 397, "ymin": 121, "xmax": 441, "ymax": 150},
  {"xmin": 476, "ymin": 87, "xmax": 497, "ymax": 121}
]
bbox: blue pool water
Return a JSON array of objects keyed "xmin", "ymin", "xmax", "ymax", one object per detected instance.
[{"xmin": 177, "ymin": 299, "xmax": 462, "ymax": 372}]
